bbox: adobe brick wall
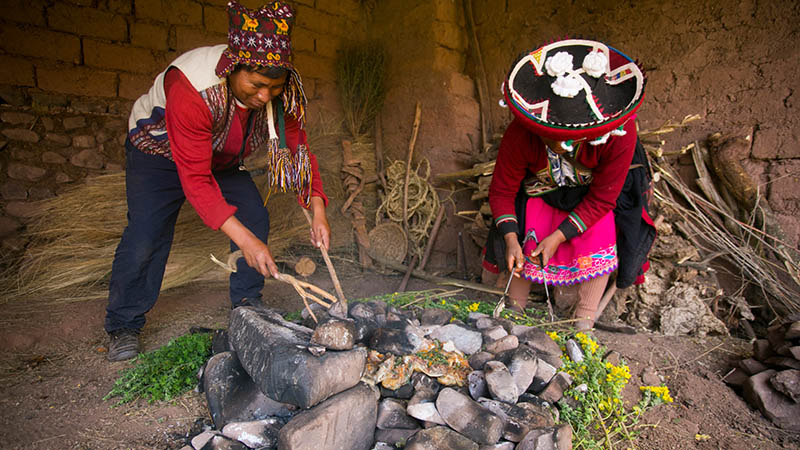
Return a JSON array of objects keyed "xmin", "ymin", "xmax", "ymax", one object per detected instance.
[
  {"xmin": 0, "ymin": 0, "xmax": 369, "ymax": 252},
  {"xmin": 471, "ymin": 0, "xmax": 800, "ymax": 249}
]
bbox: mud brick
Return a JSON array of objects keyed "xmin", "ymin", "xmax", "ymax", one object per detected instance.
[
  {"xmin": 37, "ymin": 65, "xmax": 117, "ymax": 98},
  {"xmin": 164, "ymin": 0, "xmax": 203, "ymax": 25},
  {"xmin": 0, "ymin": 0, "xmax": 46, "ymax": 25},
  {"xmin": 314, "ymin": 0, "xmax": 363, "ymax": 22},
  {"xmin": 292, "ymin": 51, "xmax": 335, "ymax": 82},
  {"xmin": 47, "ymin": 3, "xmax": 127, "ymax": 41},
  {"xmin": 1, "ymin": 112, "xmax": 36, "ymax": 126},
  {"xmin": 134, "ymin": 0, "xmax": 164, "ymax": 22},
  {"xmin": 119, "ymin": 73, "xmax": 154, "ymax": 101},
  {"xmin": 0, "ymin": 55, "xmax": 35, "ymax": 87},
  {"xmin": 203, "ymin": 6, "xmax": 229, "ymax": 35},
  {"xmin": 295, "ymin": 5, "xmax": 348, "ymax": 37},
  {"xmin": 434, "ymin": 1, "xmax": 465, "ymax": 26},
  {"xmin": 130, "ymin": 22, "xmax": 169, "ymax": 51},
  {"xmin": 0, "ymin": 25, "xmax": 80, "ymax": 63},
  {"xmin": 433, "ymin": 46, "xmax": 464, "ymax": 72},
  {"xmin": 739, "ymin": 358, "xmax": 769, "ymax": 375},
  {"xmin": 433, "ymin": 21, "xmax": 466, "ymax": 51},
  {"xmin": 313, "ymin": 34, "xmax": 341, "ymax": 60},
  {"xmin": 85, "ymin": 40, "xmax": 157, "ymax": 74},
  {"xmin": 175, "ymin": 27, "xmax": 225, "ymax": 54}
]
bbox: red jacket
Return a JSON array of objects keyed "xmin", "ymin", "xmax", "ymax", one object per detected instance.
[
  {"xmin": 489, "ymin": 118, "xmax": 637, "ymax": 239},
  {"xmin": 164, "ymin": 68, "xmax": 327, "ymax": 230}
]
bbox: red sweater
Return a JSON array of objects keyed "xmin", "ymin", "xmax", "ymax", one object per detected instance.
[
  {"xmin": 164, "ymin": 69, "xmax": 327, "ymax": 230},
  {"xmin": 488, "ymin": 118, "xmax": 637, "ymax": 239}
]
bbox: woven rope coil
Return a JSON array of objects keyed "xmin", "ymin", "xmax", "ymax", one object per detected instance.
[{"xmin": 376, "ymin": 159, "xmax": 440, "ymax": 260}]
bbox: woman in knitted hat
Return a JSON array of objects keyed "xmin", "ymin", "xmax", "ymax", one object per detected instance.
[
  {"xmin": 105, "ymin": 1, "xmax": 328, "ymax": 361},
  {"xmin": 483, "ymin": 39, "xmax": 655, "ymax": 330}
]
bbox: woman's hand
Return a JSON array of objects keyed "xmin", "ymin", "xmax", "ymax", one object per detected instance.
[
  {"xmin": 220, "ymin": 216, "xmax": 279, "ymax": 278},
  {"xmin": 309, "ymin": 197, "xmax": 331, "ymax": 250},
  {"xmin": 529, "ymin": 229, "xmax": 566, "ymax": 267},
  {"xmin": 504, "ymin": 232, "xmax": 524, "ymax": 276}
]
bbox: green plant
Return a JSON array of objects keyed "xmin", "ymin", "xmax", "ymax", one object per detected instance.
[
  {"xmin": 336, "ymin": 41, "xmax": 387, "ymax": 137},
  {"xmin": 551, "ymin": 331, "xmax": 673, "ymax": 449},
  {"xmin": 104, "ymin": 332, "xmax": 212, "ymax": 405}
]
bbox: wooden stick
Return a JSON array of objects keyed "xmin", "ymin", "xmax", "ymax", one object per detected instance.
[
  {"xmin": 403, "ymin": 102, "xmax": 422, "ymax": 243},
  {"xmin": 419, "ymin": 205, "xmax": 445, "ymax": 271},
  {"xmin": 301, "ymin": 208, "xmax": 346, "ymax": 303},
  {"xmin": 398, "ymin": 255, "xmax": 418, "ymax": 293},
  {"xmin": 368, "ymin": 249, "xmax": 543, "ymax": 298},
  {"xmin": 462, "ymin": 0, "xmax": 492, "ymax": 150},
  {"xmin": 374, "ymin": 113, "xmax": 387, "ymax": 188},
  {"xmin": 274, "ymin": 272, "xmax": 332, "ymax": 308}
]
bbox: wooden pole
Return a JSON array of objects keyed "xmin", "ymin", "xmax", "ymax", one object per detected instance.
[
  {"xmin": 301, "ymin": 208, "xmax": 347, "ymax": 304},
  {"xmin": 403, "ymin": 102, "xmax": 422, "ymax": 244},
  {"xmin": 418, "ymin": 206, "xmax": 446, "ymax": 271}
]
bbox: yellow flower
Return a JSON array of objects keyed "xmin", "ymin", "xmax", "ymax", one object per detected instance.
[
  {"xmin": 441, "ymin": 299, "xmax": 446, "ymax": 305},
  {"xmin": 640, "ymin": 385, "xmax": 674, "ymax": 403},
  {"xmin": 468, "ymin": 302, "xmax": 480, "ymax": 312},
  {"xmin": 546, "ymin": 331, "xmax": 559, "ymax": 341}
]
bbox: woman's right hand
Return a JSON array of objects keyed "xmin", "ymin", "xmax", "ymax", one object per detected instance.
[{"xmin": 503, "ymin": 232, "xmax": 524, "ymax": 276}]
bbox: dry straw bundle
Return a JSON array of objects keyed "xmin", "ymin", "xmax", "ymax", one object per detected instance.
[{"xmin": 0, "ymin": 118, "xmax": 346, "ymax": 305}]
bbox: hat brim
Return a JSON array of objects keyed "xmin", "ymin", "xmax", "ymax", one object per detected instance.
[{"xmin": 504, "ymin": 39, "xmax": 646, "ymax": 141}]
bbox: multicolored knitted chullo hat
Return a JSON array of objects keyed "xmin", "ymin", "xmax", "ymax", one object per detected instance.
[
  {"xmin": 215, "ymin": 0, "xmax": 306, "ymax": 123},
  {"xmin": 503, "ymin": 39, "xmax": 645, "ymax": 145}
]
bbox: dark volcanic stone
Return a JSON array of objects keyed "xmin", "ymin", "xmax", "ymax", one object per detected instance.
[
  {"xmin": 419, "ymin": 308, "xmax": 453, "ymax": 326},
  {"xmin": 229, "ymin": 308, "xmax": 366, "ymax": 409},
  {"xmin": 203, "ymin": 351, "xmax": 296, "ymax": 429},
  {"xmin": 436, "ymin": 388, "xmax": 504, "ymax": 445},
  {"xmin": 743, "ymin": 369, "xmax": 800, "ymax": 431},
  {"xmin": 310, "ymin": 318, "xmax": 357, "ymax": 350},
  {"xmin": 278, "ymin": 383, "xmax": 379, "ymax": 450},
  {"xmin": 404, "ymin": 426, "xmax": 479, "ymax": 450}
]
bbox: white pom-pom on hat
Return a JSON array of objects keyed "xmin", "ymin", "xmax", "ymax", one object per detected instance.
[
  {"xmin": 545, "ymin": 51, "xmax": 574, "ymax": 77},
  {"xmin": 582, "ymin": 50, "xmax": 607, "ymax": 78},
  {"xmin": 551, "ymin": 75, "xmax": 582, "ymax": 98}
]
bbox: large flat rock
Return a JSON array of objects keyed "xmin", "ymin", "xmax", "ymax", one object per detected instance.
[
  {"xmin": 230, "ymin": 308, "xmax": 366, "ymax": 409},
  {"xmin": 277, "ymin": 383, "xmax": 379, "ymax": 450}
]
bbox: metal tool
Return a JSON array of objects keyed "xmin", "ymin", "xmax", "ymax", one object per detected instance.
[
  {"xmin": 541, "ymin": 253, "xmax": 554, "ymax": 322},
  {"xmin": 492, "ymin": 270, "xmax": 515, "ymax": 318}
]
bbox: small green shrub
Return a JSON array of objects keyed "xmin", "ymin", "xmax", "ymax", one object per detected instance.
[{"xmin": 104, "ymin": 332, "xmax": 212, "ymax": 405}]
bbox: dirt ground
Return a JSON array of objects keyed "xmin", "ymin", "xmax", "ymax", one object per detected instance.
[{"xmin": 1, "ymin": 248, "xmax": 798, "ymax": 450}]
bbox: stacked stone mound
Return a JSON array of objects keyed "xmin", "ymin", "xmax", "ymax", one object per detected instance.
[
  {"xmin": 722, "ymin": 317, "xmax": 800, "ymax": 431},
  {"xmin": 186, "ymin": 302, "xmax": 600, "ymax": 449}
]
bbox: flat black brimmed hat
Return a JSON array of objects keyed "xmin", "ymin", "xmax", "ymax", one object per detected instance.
[{"xmin": 503, "ymin": 39, "xmax": 646, "ymax": 143}]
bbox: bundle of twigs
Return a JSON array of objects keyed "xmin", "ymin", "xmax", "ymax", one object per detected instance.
[
  {"xmin": 653, "ymin": 148, "xmax": 800, "ymax": 316},
  {"xmin": 336, "ymin": 40, "xmax": 387, "ymax": 138}
]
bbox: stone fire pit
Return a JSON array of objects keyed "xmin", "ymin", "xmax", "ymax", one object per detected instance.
[{"xmin": 187, "ymin": 301, "xmax": 581, "ymax": 449}]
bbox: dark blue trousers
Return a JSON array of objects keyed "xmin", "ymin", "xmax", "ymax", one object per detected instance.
[{"xmin": 104, "ymin": 141, "xmax": 269, "ymax": 333}]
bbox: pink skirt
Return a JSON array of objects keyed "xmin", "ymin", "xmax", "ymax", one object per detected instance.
[{"xmin": 521, "ymin": 197, "xmax": 617, "ymax": 286}]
